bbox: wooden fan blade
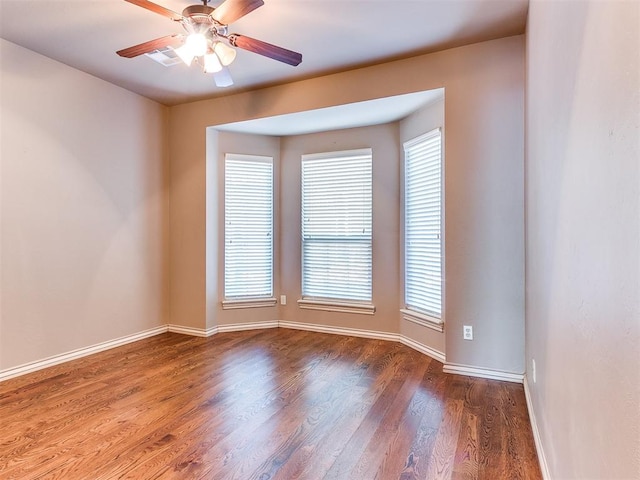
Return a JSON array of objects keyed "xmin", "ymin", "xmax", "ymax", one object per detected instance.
[
  {"xmin": 117, "ymin": 34, "xmax": 183, "ymax": 58},
  {"xmin": 124, "ymin": 0, "xmax": 182, "ymax": 21},
  {"xmin": 214, "ymin": 67, "xmax": 234, "ymax": 87},
  {"xmin": 212, "ymin": 0, "xmax": 264, "ymax": 25},
  {"xmin": 227, "ymin": 34, "xmax": 302, "ymax": 66}
]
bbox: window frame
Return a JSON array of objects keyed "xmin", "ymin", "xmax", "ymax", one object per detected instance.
[
  {"xmin": 298, "ymin": 148, "xmax": 375, "ymax": 315},
  {"xmin": 222, "ymin": 153, "xmax": 276, "ymax": 309},
  {"xmin": 402, "ymin": 128, "xmax": 444, "ymax": 332}
]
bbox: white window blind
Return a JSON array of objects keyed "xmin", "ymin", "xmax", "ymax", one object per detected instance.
[
  {"xmin": 224, "ymin": 154, "xmax": 273, "ymax": 299},
  {"xmin": 404, "ymin": 129, "xmax": 443, "ymax": 318},
  {"xmin": 301, "ymin": 149, "xmax": 372, "ymax": 302}
]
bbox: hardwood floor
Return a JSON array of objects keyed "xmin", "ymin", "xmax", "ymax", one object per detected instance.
[{"xmin": 0, "ymin": 329, "xmax": 542, "ymax": 479}]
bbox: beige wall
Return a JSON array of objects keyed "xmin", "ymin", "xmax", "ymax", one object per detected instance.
[
  {"xmin": 169, "ymin": 35, "xmax": 525, "ymax": 374},
  {"xmin": 526, "ymin": 1, "xmax": 640, "ymax": 478},
  {"xmin": 0, "ymin": 34, "xmax": 525, "ymax": 376},
  {"xmin": 443, "ymin": 42, "xmax": 525, "ymax": 374},
  {"xmin": 0, "ymin": 39, "xmax": 169, "ymax": 370}
]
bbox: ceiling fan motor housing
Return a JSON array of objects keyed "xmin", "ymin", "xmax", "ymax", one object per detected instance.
[
  {"xmin": 182, "ymin": 5, "xmax": 215, "ymax": 23},
  {"xmin": 181, "ymin": 4, "xmax": 222, "ymax": 39}
]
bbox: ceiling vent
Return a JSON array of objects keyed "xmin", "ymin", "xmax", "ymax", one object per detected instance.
[{"xmin": 144, "ymin": 47, "xmax": 182, "ymax": 67}]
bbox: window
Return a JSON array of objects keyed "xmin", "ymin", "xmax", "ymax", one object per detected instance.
[
  {"xmin": 402, "ymin": 129, "xmax": 444, "ymax": 331},
  {"xmin": 300, "ymin": 149, "xmax": 374, "ymax": 314},
  {"xmin": 223, "ymin": 154, "xmax": 275, "ymax": 307}
]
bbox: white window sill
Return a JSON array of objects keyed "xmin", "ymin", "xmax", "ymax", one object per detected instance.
[
  {"xmin": 298, "ymin": 298, "xmax": 376, "ymax": 315},
  {"xmin": 401, "ymin": 308, "xmax": 444, "ymax": 332},
  {"xmin": 222, "ymin": 297, "xmax": 277, "ymax": 310}
]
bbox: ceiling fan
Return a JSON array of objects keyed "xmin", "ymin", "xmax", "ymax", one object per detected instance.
[{"xmin": 117, "ymin": 0, "xmax": 302, "ymax": 87}]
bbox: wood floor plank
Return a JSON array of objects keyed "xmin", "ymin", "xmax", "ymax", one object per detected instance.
[
  {"xmin": 451, "ymin": 410, "xmax": 479, "ymax": 480},
  {"xmin": 477, "ymin": 381, "xmax": 507, "ymax": 479},
  {"xmin": 374, "ymin": 358, "xmax": 436, "ymax": 479},
  {"xmin": 425, "ymin": 398, "xmax": 465, "ymax": 480},
  {"xmin": 498, "ymin": 383, "xmax": 541, "ymax": 480},
  {"xmin": 348, "ymin": 351, "xmax": 429, "ymax": 480},
  {"xmin": 269, "ymin": 346, "xmax": 389, "ymax": 480},
  {"xmin": 250, "ymin": 342, "xmax": 382, "ymax": 479},
  {"xmin": 399, "ymin": 358, "xmax": 449, "ymax": 480},
  {"xmin": 201, "ymin": 336, "xmax": 389, "ymax": 480},
  {"xmin": 0, "ymin": 329, "xmax": 543, "ymax": 480},
  {"xmin": 321, "ymin": 359, "xmax": 415, "ymax": 478}
]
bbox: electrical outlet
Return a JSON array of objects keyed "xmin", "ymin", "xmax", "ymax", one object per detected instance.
[
  {"xmin": 280, "ymin": 295, "xmax": 287, "ymax": 305},
  {"xmin": 532, "ymin": 358, "xmax": 537, "ymax": 384},
  {"xmin": 463, "ymin": 325, "xmax": 473, "ymax": 340}
]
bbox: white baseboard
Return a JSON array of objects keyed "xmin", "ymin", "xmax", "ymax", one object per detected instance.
[
  {"xmin": 399, "ymin": 335, "xmax": 446, "ymax": 363},
  {"xmin": 167, "ymin": 321, "xmax": 279, "ymax": 337},
  {"xmin": 167, "ymin": 324, "xmax": 214, "ymax": 337},
  {"xmin": 523, "ymin": 375, "xmax": 551, "ymax": 480},
  {"xmin": 278, "ymin": 320, "xmax": 398, "ymax": 342},
  {"xmin": 217, "ymin": 321, "xmax": 279, "ymax": 333},
  {"xmin": 0, "ymin": 325, "xmax": 168, "ymax": 382},
  {"xmin": 443, "ymin": 362, "xmax": 524, "ymax": 383}
]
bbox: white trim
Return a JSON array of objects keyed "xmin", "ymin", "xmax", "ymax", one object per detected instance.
[
  {"xmin": 302, "ymin": 148, "xmax": 372, "ymax": 162},
  {"xmin": 400, "ymin": 308, "xmax": 444, "ymax": 332},
  {"xmin": 297, "ymin": 299, "xmax": 376, "ymax": 315},
  {"xmin": 225, "ymin": 153, "xmax": 272, "ymax": 164},
  {"xmin": 0, "ymin": 326, "xmax": 168, "ymax": 382},
  {"xmin": 222, "ymin": 298, "xmax": 277, "ymax": 310},
  {"xmin": 399, "ymin": 335, "xmax": 446, "ymax": 363},
  {"xmin": 278, "ymin": 320, "xmax": 396, "ymax": 342},
  {"xmin": 166, "ymin": 324, "xmax": 216, "ymax": 337},
  {"xmin": 217, "ymin": 321, "xmax": 279, "ymax": 332},
  {"xmin": 524, "ymin": 375, "xmax": 551, "ymax": 480},
  {"xmin": 403, "ymin": 127, "xmax": 442, "ymax": 149},
  {"xmin": 443, "ymin": 362, "xmax": 524, "ymax": 383}
]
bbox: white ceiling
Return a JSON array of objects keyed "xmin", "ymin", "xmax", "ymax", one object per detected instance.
[
  {"xmin": 0, "ymin": 0, "xmax": 528, "ymax": 106},
  {"xmin": 215, "ymin": 88, "xmax": 444, "ymax": 136}
]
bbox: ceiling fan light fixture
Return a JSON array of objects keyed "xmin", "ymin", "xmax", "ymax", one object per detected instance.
[
  {"xmin": 174, "ymin": 33, "xmax": 208, "ymax": 66},
  {"xmin": 213, "ymin": 42, "xmax": 237, "ymax": 66},
  {"xmin": 203, "ymin": 52, "xmax": 223, "ymax": 73},
  {"xmin": 174, "ymin": 44, "xmax": 196, "ymax": 66},
  {"xmin": 185, "ymin": 33, "xmax": 208, "ymax": 57}
]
